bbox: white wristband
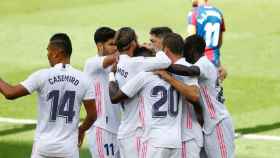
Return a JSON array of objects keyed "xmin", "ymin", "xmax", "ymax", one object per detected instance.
[{"xmin": 109, "ymin": 72, "xmax": 116, "ymax": 82}]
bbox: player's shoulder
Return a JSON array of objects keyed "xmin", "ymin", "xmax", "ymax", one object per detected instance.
[
  {"xmin": 118, "ymin": 55, "xmax": 141, "ymax": 70},
  {"xmin": 175, "ymin": 58, "xmax": 192, "ymax": 67},
  {"xmin": 212, "ymin": 6, "xmax": 223, "ymax": 15},
  {"xmin": 118, "ymin": 54, "xmax": 130, "ymax": 66},
  {"xmin": 25, "ymin": 68, "xmax": 54, "ymax": 83},
  {"xmin": 196, "ymin": 56, "xmax": 217, "ymax": 72},
  {"xmin": 119, "ymin": 54, "xmax": 130, "ymax": 61},
  {"xmin": 206, "ymin": 5, "xmax": 223, "ymax": 16},
  {"xmin": 32, "ymin": 68, "xmax": 51, "ymax": 78},
  {"xmin": 122, "ymin": 55, "xmax": 143, "ymax": 64},
  {"xmin": 187, "ymin": 7, "xmax": 197, "ymax": 16},
  {"xmin": 67, "ymin": 66, "xmax": 88, "ymax": 80},
  {"xmin": 70, "ymin": 67, "xmax": 93, "ymax": 87},
  {"xmin": 85, "ymin": 56, "xmax": 101, "ymax": 66},
  {"xmin": 196, "ymin": 56, "xmax": 211, "ymax": 65},
  {"xmin": 35, "ymin": 68, "xmax": 50, "ymax": 74},
  {"xmin": 197, "ymin": 5, "xmax": 206, "ymax": 11}
]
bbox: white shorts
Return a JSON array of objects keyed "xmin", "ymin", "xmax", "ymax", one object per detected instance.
[
  {"xmin": 204, "ymin": 118, "xmax": 235, "ymax": 158},
  {"xmin": 118, "ymin": 130, "xmax": 142, "ymax": 158},
  {"xmin": 139, "ymin": 142, "xmax": 180, "ymax": 158},
  {"xmin": 87, "ymin": 126, "xmax": 120, "ymax": 158},
  {"xmin": 31, "ymin": 142, "xmax": 79, "ymax": 158},
  {"xmin": 181, "ymin": 139, "xmax": 201, "ymax": 158}
]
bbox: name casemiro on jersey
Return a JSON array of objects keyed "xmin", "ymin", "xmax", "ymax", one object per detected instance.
[{"xmin": 48, "ymin": 75, "xmax": 80, "ymax": 86}]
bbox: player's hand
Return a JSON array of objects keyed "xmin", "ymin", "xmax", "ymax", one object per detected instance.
[
  {"xmin": 78, "ymin": 127, "xmax": 85, "ymax": 148},
  {"xmin": 218, "ymin": 66, "xmax": 228, "ymax": 82},
  {"xmin": 111, "ymin": 62, "xmax": 117, "ymax": 73},
  {"xmin": 114, "ymin": 51, "xmax": 120, "ymax": 63},
  {"xmin": 153, "ymin": 70, "xmax": 173, "ymax": 81}
]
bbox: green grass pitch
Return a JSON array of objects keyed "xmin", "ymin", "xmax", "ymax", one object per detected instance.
[{"xmin": 0, "ymin": 0, "xmax": 280, "ymax": 157}]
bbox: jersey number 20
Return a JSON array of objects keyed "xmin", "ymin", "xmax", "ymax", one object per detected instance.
[
  {"xmin": 151, "ymin": 86, "xmax": 180, "ymax": 118},
  {"xmin": 48, "ymin": 90, "xmax": 76, "ymax": 123}
]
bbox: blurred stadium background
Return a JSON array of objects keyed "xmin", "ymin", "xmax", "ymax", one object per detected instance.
[{"xmin": 0, "ymin": 0, "xmax": 279, "ymax": 157}]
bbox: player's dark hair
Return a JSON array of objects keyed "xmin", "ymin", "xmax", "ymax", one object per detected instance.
[
  {"xmin": 94, "ymin": 27, "xmax": 116, "ymax": 44},
  {"xmin": 115, "ymin": 27, "xmax": 137, "ymax": 52},
  {"xmin": 184, "ymin": 35, "xmax": 206, "ymax": 63},
  {"xmin": 50, "ymin": 33, "xmax": 72, "ymax": 57},
  {"xmin": 162, "ymin": 33, "xmax": 184, "ymax": 55},
  {"xmin": 150, "ymin": 27, "xmax": 173, "ymax": 39},
  {"xmin": 133, "ymin": 47, "xmax": 154, "ymax": 57}
]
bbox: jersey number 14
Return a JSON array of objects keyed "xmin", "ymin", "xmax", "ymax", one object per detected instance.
[{"xmin": 48, "ymin": 90, "xmax": 76, "ymax": 123}]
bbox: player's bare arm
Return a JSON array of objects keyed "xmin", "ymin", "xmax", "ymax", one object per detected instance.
[
  {"xmin": 78, "ymin": 99, "xmax": 97, "ymax": 148},
  {"xmin": 168, "ymin": 63, "xmax": 227, "ymax": 82},
  {"xmin": 167, "ymin": 64, "xmax": 200, "ymax": 76},
  {"xmin": 102, "ymin": 54, "xmax": 118, "ymax": 69},
  {"xmin": 108, "ymin": 73, "xmax": 128, "ymax": 104},
  {"xmin": 154, "ymin": 70, "xmax": 199, "ymax": 103},
  {"xmin": 217, "ymin": 29, "xmax": 228, "ymax": 82},
  {"xmin": 193, "ymin": 101, "xmax": 204, "ymax": 126},
  {"xmin": 0, "ymin": 79, "xmax": 29, "ymax": 100},
  {"xmin": 218, "ymin": 65, "xmax": 228, "ymax": 82}
]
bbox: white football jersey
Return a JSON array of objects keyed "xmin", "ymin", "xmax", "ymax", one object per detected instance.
[
  {"xmin": 21, "ymin": 63, "xmax": 95, "ymax": 157},
  {"xmin": 115, "ymin": 51, "xmax": 171, "ymax": 139},
  {"xmin": 174, "ymin": 58, "xmax": 203, "ymax": 147},
  {"xmin": 121, "ymin": 72, "xmax": 182, "ymax": 148},
  {"xmin": 195, "ymin": 56, "xmax": 231, "ymax": 134},
  {"xmin": 84, "ymin": 56, "xmax": 121, "ymax": 134}
]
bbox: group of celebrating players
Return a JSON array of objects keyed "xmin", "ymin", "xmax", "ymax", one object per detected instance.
[{"xmin": 0, "ymin": 0, "xmax": 235, "ymax": 158}]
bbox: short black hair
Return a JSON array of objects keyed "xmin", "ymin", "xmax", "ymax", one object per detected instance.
[
  {"xmin": 115, "ymin": 27, "xmax": 137, "ymax": 52},
  {"xmin": 50, "ymin": 33, "xmax": 72, "ymax": 57},
  {"xmin": 162, "ymin": 33, "xmax": 184, "ymax": 55},
  {"xmin": 133, "ymin": 47, "xmax": 154, "ymax": 57},
  {"xmin": 184, "ymin": 35, "xmax": 206, "ymax": 59},
  {"xmin": 94, "ymin": 27, "xmax": 116, "ymax": 44},
  {"xmin": 150, "ymin": 27, "xmax": 173, "ymax": 39}
]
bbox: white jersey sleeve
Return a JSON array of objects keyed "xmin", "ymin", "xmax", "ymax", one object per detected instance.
[
  {"xmin": 130, "ymin": 51, "xmax": 171, "ymax": 71},
  {"xmin": 195, "ymin": 56, "xmax": 212, "ymax": 80},
  {"xmin": 20, "ymin": 70, "xmax": 45, "ymax": 93},
  {"xmin": 181, "ymin": 75, "xmax": 199, "ymax": 86},
  {"xmin": 83, "ymin": 56, "xmax": 105, "ymax": 76},
  {"xmin": 121, "ymin": 72, "xmax": 153, "ymax": 98},
  {"xmin": 83, "ymin": 76, "xmax": 95, "ymax": 101}
]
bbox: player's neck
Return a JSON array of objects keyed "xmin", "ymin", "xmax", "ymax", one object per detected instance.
[
  {"xmin": 170, "ymin": 54, "xmax": 181, "ymax": 64},
  {"xmin": 194, "ymin": 55, "xmax": 202, "ymax": 62},
  {"xmin": 124, "ymin": 50, "xmax": 134, "ymax": 57},
  {"xmin": 97, "ymin": 51, "xmax": 102, "ymax": 56},
  {"xmin": 55, "ymin": 58, "xmax": 70, "ymax": 65}
]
